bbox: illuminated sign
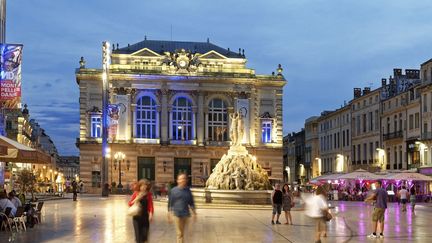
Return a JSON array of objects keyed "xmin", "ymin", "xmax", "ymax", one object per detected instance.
[{"xmin": 0, "ymin": 44, "xmax": 23, "ymax": 108}]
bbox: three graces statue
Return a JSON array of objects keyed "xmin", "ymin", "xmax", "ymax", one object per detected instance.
[{"xmin": 229, "ymin": 112, "xmax": 244, "ymax": 146}]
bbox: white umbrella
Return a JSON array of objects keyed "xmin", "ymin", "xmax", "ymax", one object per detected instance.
[
  {"xmin": 310, "ymin": 173, "xmax": 345, "ymax": 184},
  {"xmin": 337, "ymin": 169, "xmax": 381, "ymax": 181},
  {"xmin": 385, "ymin": 172, "xmax": 432, "ymax": 182}
]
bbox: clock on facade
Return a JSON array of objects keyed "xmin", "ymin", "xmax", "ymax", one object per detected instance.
[{"xmin": 178, "ymin": 59, "xmax": 188, "ymax": 68}]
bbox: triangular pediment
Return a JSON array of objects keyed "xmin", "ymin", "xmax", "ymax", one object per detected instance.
[
  {"xmin": 131, "ymin": 48, "xmax": 161, "ymax": 57},
  {"xmin": 200, "ymin": 50, "xmax": 227, "ymax": 59}
]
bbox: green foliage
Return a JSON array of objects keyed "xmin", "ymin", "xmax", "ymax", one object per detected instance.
[{"xmin": 15, "ymin": 169, "xmax": 38, "ymax": 201}]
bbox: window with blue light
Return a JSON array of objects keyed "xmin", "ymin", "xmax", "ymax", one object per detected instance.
[
  {"xmin": 91, "ymin": 115, "xmax": 102, "ymax": 138},
  {"xmin": 262, "ymin": 121, "xmax": 272, "ymax": 143},
  {"xmin": 172, "ymin": 97, "xmax": 193, "ymax": 140},
  {"xmin": 136, "ymin": 96, "xmax": 157, "ymax": 139},
  {"xmin": 208, "ymin": 98, "xmax": 228, "ymax": 141}
]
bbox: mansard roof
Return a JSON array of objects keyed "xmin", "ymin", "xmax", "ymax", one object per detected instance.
[{"xmin": 113, "ymin": 39, "xmax": 244, "ymax": 58}]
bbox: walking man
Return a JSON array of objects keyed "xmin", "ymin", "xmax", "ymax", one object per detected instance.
[
  {"xmin": 366, "ymin": 180, "xmax": 388, "ymax": 238},
  {"xmin": 271, "ymin": 183, "xmax": 283, "ymax": 225},
  {"xmin": 398, "ymin": 186, "xmax": 408, "ymax": 212},
  {"xmin": 168, "ymin": 173, "xmax": 196, "ymax": 243}
]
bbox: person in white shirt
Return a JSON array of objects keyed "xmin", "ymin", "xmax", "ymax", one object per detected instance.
[
  {"xmin": 0, "ymin": 192, "xmax": 17, "ymax": 217},
  {"xmin": 9, "ymin": 191, "xmax": 22, "ymax": 209},
  {"xmin": 398, "ymin": 186, "xmax": 408, "ymax": 212},
  {"xmin": 304, "ymin": 186, "xmax": 330, "ymax": 243}
]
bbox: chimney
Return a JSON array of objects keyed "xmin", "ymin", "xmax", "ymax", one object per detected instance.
[
  {"xmin": 381, "ymin": 78, "xmax": 387, "ymax": 87},
  {"xmin": 405, "ymin": 69, "xmax": 420, "ymax": 79},
  {"xmin": 363, "ymin": 87, "xmax": 371, "ymax": 95},
  {"xmin": 393, "ymin": 68, "xmax": 402, "ymax": 77},
  {"xmin": 354, "ymin": 88, "xmax": 362, "ymax": 99}
]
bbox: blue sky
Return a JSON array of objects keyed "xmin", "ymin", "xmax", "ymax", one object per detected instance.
[{"xmin": 7, "ymin": 0, "xmax": 432, "ymax": 155}]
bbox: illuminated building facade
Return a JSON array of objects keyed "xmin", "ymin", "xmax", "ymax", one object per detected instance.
[
  {"xmin": 76, "ymin": 39, "xmax": 286, "ymax": 193},
  {"xmin": 317, "ymin": 105, "xmax": 351, "ymax": 174}
]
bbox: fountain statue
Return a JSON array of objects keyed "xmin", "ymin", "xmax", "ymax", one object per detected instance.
[{"xmin": 206, "ymin": 112, "xmax": 272, "ymax": 190}]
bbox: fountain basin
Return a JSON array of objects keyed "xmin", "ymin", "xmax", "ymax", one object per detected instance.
[{"xmin": 191, "ymin": 188, "xmax": 272, "ymax": 205}]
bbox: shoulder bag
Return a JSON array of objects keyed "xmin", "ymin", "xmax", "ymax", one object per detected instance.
[{"xmin": 128, "ymin": 193, "xmax": 144, "ymax": 216}]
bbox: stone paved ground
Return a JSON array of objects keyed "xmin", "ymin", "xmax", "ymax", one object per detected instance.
[{"xmin": 1, "ymin": 194, "xmax": 431, "ymax": 243}]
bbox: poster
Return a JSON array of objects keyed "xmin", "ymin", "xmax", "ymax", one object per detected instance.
[
  {"xmin": 107, "ymin": 104, "xmax": 120, "ymax": 141},
  {"xmin": 0, "ymin": 44, "xmax": 22, "ymax": 108}
]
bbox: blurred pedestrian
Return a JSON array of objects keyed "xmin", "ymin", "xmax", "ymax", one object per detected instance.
[
  {"xmin": 398, "ymin": 186, "xmax": 408, "ymax": 212},
  {"xmin": 282, "ymin": 184, "xmax": 293, "ymax": 225},
  {"xmin": 304, "ymin": 185, "xmax": 330, "ymax": 243},
  {"xmin": 271, "ymin": 183, "xmax": 283, "ymax": 225},
  {"xmin": 128, "ymin": 179, "xmax": 154, "ymax": 243},
  {"xmin": 72, "ymin": 180, "xmax": 78, "ymax": 201},
  {"xmin": 410, "ymin": 187, "xmax": 416, "ymax": 213},
  {"xmin": 366, "ymin": 180, "xmax": 388, "ymax": 239},
  {"xmin": 168, "ymin": 173, "xmax": 196, "ymax": 243}
]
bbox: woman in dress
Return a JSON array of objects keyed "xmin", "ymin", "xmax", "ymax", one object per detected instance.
[
  {"xmin": 128, "ymin": 179, "xmax": 154, "ymax": 243},
  {"xmin": 282, "ymin": 184, "xmax": 293, "ymax": 225}
]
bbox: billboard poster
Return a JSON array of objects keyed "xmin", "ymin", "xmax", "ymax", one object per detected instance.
[
  {"xmin": 0, "ymin": 44, "xmax": 23, "ymax": 108},
  {"xmin": 107, "ymin": 104, "xmax": 120, "ymax": 142}
]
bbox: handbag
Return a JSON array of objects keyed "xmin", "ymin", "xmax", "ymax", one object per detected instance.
[
  {"xmin": 128, "ymin": 193, "xmax": 144, "ymax": 216},
  {"xmin": 323, "ymin": 210, "xmax": 332, "ymax": 221}
]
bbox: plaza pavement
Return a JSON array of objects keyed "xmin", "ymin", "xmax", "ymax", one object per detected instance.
[{"xmin": 1, "ymin": 194, "xmax": 431, "ymax": 243}]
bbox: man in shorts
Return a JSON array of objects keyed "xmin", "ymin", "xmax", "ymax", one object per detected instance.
[
  {"xmin": 398, "ymin": 186, "xmax": 408, "ymax": 212},
  {"xmin": 366, "ymin": 180, "xmax": 388, "ymax": 238},
  {"xmin": 271, "ymin": 183, "xmax": 283, "ymax": 224}
]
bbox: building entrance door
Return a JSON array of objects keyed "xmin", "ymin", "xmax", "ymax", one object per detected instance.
[
  {"xmin": 138, "ymin": 157, "xmax": 155, "ymax": 181},
  {"xmin": 174, "ymin": 158, "xmax": 191, "ymax": 186}
]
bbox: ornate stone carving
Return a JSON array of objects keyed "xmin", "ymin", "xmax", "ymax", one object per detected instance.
[{"xmin": 206, "ymin": 113, "xmax": 271, "ymax": 191}]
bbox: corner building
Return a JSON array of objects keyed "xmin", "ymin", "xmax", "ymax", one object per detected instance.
[{"xmin": 76, "ymin": 39, "xmax": 286, "ymax": 193}]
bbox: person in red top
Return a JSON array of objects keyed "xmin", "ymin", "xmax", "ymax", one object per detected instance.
[{"xmin": 128, "ymin": 179, "xmax": 154, "ymax": 243}]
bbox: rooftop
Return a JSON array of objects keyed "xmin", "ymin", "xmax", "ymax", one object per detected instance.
[{"xmin": 113, "ymin": 38, "xmax": 244, "ymax": 58}]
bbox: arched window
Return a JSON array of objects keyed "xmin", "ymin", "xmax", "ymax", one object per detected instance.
[
  {"xmin": 208, "ymin": 98, "xmax": 228, "ymax": 141},
  {"xmin": 136, "ymin": 96, "xmax": 157, "ymax": 139},
  {"xmin": 172, "ymin": 97, "xmax": 193, "ymax": 140}
]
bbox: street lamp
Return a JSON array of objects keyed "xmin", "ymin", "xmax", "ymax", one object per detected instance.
[
  {"xmin": 114, "ymin": 152, "xmax": 130, "ymax": 189},
  {"xmin": 101, "ymin": 41, "xmax": 111, "ymax": 197}
]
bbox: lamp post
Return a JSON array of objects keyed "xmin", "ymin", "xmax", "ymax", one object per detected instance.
[
  {"xmin": 114, "ymin": 152, "xmax": 130, "ymax": 189},
  {"xmin": 101, "ymin": 41, "xmax": 111, "ymax": 197}
]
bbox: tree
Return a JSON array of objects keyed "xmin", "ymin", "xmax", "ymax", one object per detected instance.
[{"xmin": 15, "ymin": 169, "xmax": 38, "ymax": 201}]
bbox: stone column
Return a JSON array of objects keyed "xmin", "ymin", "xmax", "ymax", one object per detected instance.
[
  {"xmin": 192, "ymin": 107, "xmax": 198, "ymax": 140},
  {"xmin": 168, "ymin": 107, "xmax": 173, "ymax": 141},
  {"xmin": 131, "ymin": 104, "xmax": 137, "ymax": 139},
  {"xmin": 204, "ymin": 107, "xmax": 209, "ymax": 143},
  {"xmin": 161, "ymin": 89, "xmax": 169, "ymax": 144},
  {"xmin": 197, "ymin": 93, "xmax": 204, "ymax": 146},
  {"xmin": 249, "ymin": 89, "xmax": 256, "ymax": 146}
]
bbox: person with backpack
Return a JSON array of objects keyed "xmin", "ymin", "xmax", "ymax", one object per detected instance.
[{"xmin": 271, "ymin": 183, "xmax": 283, "ymax": 225}]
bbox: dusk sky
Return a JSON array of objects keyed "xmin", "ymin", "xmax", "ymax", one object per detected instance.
[{"xmin": 7, "ymin": 0, "xmax": 432, "ymax": 155}]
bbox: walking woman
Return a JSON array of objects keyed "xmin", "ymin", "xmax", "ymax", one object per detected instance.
[
  {"xmin": 128, "ymin": 179, "xmax": 154, "ymax": 243},
  {"xmin": 410, "ymin": 187, "xmax": 416, "ymax": 213},
  {"xmin": 282, "ymin": 184, "xmax": 294, "ymax": 225}
]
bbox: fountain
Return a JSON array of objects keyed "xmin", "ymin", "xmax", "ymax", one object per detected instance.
[{"xmin": 192, "ymin": 112, "xmax": 272, "ymax": 204}]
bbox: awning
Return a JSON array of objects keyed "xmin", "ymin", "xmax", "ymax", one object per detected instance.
[{"xmin": 0, "ymin": 135, "xmax": 52, "ymax": 164}]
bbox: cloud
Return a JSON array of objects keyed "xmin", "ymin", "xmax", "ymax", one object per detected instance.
[{"xmin": 7, "ymin": 0, "xmax": 432, "ymax": 153}]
